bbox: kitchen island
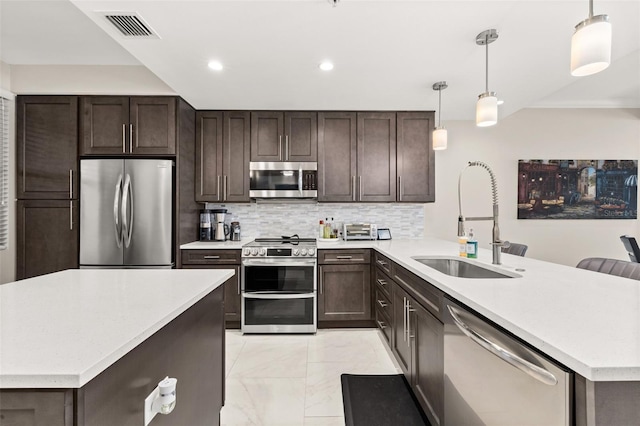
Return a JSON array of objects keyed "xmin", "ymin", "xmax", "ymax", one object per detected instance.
[
  {"xmin": 317, "ymin": 238, "xmax": 640, "ymax": 425},
  {"xmin": 0, "ymin": 268, "xmax": 234, "ymax": 426}
]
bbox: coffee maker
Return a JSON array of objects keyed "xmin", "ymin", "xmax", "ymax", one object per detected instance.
[
  {"xmin": 199, "ymin": 209, "xmax": 213, "ymax": 241},
  {"xmin": 212, "ymin": 209, "xmax": 230, "ymax": 241}
]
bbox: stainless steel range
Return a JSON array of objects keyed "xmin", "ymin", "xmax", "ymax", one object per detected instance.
[{"xmin": 241, "ymin": 236, "xmax": 317, "ymax": 333}]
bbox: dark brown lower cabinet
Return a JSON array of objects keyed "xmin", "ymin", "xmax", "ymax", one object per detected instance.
[
  {"xmin": 391, "ymin": 282, "xmax": 444, "ymax": 426},
  {"xmin": 0, "ymin": 285, "xmax": 226, "ymax": 426},
  {"xmin": 318, "ymin": 264, "xmax": 371, "ymax": 321},
  {"xmin": 17, "ymin": 200, "xmax": 78, "ymax": 280},
  {"xmin": 180, "ymin": 250, "xmax": 241, "ymax": 328}
]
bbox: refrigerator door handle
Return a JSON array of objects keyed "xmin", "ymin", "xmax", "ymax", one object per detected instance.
[
  {"xmin": 113, "ymin": 174, "xmax": 123, "ymax": 248},
  {"xmin": 122, "ymin": 174, "xmax": 134, "ymax": 248}
]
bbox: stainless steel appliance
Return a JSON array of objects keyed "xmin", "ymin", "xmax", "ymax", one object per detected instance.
[
  {"xmin": 211, "ymin": 209, "xmax": 229, "ymax": 241},
  {"xmin": 249, "ymin": 162, "xmax": 317, "ymax": 199},
  {"xmin": 80, "ymin": 159, "xmax": 173, "ymax": 268},
  {"xmin": 230, "ymin": 222, "xmax": 241, "ymax": 241},
  {"xmin": 343, "ymin": 223, "xmax": 378, "ymax": 240},
  {"xmin": 241, "ymin": 236, "xmax": 317, "ymax": 333},
  {"xmin": 444, "ymin": 297, "xmax": 571, "ymax": 425}
]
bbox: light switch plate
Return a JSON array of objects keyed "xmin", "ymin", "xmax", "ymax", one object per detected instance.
[{"xmin": 144, "ymin": 385, "xmax": 160, "ymax": 426}]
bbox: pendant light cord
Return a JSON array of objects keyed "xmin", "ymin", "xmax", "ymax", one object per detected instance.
[
  {"xmin": 437, "ymin": 88, "xmax": 442, "ymax": 127},
  {"xmin": 589, "ymin": 0, "xmax": 593, "ymax": 18},
  {"xmin": 485, "ymin": 34, "xmax": 489, "ymax": 93}
]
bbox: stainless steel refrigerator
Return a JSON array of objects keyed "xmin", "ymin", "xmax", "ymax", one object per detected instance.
[{"xmin": 80, "ymin": 159, "xmax": 174, "ymax": 268}]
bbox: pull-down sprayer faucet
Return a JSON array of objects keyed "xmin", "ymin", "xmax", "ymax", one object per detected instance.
[{"xmin": 457, "ymin": 161, "xmax": 509, "ymax": 265}]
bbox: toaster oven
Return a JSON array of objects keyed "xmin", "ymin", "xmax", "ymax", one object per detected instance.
[{"xmin": 343, "ymin": 223, "xmax": 378, "ymax": 240}]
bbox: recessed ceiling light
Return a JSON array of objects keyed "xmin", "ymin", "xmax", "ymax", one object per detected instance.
[
  {"xmin": 497, "ymin": 99, "xmax": 505, "ymax": 105},
  {"xmin": 319, "ymin": 61, "xmax": 334, "ymax": 71},
  {"xmin": 208, "ymin": 60, "xmax": 223, "ymax": 71}
]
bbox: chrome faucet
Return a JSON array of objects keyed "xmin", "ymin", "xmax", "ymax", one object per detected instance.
[{"xmin": 457, "ymin": 161, "xmax": 509, "ymax": 265}]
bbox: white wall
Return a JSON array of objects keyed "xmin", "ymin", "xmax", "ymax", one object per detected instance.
[
  {"xmin": 425, "ymin": 108, "xmax": 640, "ymax": 267},
  {"xmin": 0, "ymin": 61, "xmax": 15, "ymax": 284}
]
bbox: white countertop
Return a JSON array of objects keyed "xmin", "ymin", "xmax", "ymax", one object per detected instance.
[
  {"xmin": 0, "ymin": 268, "xmax": 234, "ymax": 389},
  {"xmin": 180, "ymin": 240, "xmax": 245, "ymax": 249},
  {"xmin": 355, "ymin": 238, "xmax": 640, "ymax": 382}
]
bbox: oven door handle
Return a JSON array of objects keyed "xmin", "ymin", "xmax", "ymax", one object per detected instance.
[
  {"xmin": 242, "ymin": 259, "xmax": 317, "ymax": 266},
  {"xmin": 243, "ymin": 292, "xmax": 315, "ymax": 300}
]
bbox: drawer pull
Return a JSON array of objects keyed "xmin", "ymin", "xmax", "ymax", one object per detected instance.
[
  {"xmin": 204, "ymin": 255, "xmax": 220, "ymax": 259},
  {"xmin": 376, "ymin": 259, "xmax": 388, "ymax": 266},
  {"xmin": 336, "ymin": 255, "xmax": 353, "ymax": 260},
  {"xmin": 376, "ymin": 278, "xmax": 387, "ymax": 286},
  {"xmin": 376, "ymin": 320, "xmax": 387, "ymax": 329},
  {"xmin": 377, "ymin": 299, "xmax": 388, "ymax": 308}
]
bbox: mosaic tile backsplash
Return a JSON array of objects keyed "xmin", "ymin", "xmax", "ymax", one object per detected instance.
[{"xmin": 204, "ymin": 202, "xmax": 425, "ymax": 240}]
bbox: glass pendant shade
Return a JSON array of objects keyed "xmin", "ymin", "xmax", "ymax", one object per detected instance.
[
  {"xmin": 571, "ymin": 15, "xmax": 611, "ymax": 76},
  {"xmin": 476, "ymin": 93, "xmax": 498, "ymax": 127},
  {"xmin": 433, "ymin": 127, "xmax": 447, "ymax": 150}
]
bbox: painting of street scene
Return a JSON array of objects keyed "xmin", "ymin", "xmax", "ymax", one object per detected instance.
[{"xmin": 518, "ymin": 160, "xmax": 638, "ymax": 219}]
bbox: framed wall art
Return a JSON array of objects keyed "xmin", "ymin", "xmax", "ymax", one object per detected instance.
[{"xmin": 518, "ymin": 160, "xmax": 638, "ymax": 220}]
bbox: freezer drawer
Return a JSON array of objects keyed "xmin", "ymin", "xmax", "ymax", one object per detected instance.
[{"xmin": 443, "ymin": 297, "xmax": 571, "ymax": 426}]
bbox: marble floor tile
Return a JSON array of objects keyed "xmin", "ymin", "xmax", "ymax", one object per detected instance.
[
  {"xmin": 228, "ymin": 339, "xmax": 309, "ymax": 378},
  {"xmin": 221, "ymin": 377, "xmax": 306, "ymax": 425}
]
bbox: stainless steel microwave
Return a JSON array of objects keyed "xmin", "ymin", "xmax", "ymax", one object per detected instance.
[{"xmin": 249, "ymin": 162, "xmax": 318, "ymax": 199}]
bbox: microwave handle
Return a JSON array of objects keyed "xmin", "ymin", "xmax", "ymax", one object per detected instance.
[{"xmin": 299, "ymin": 165, "xmax": 303, "ymax": 195}]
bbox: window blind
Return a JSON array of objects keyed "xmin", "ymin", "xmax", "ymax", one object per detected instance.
[{"xmin": 0, "ymin": 97, "xmax": 9, "ymax": 250}]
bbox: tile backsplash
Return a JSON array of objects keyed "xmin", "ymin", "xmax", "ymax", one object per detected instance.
[{"xmin": 204, "ymin": 202, "xmax": 424, "ymax": 240}]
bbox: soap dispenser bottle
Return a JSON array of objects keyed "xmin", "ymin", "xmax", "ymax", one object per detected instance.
[
  {"xmin": 458, "ymin": 232, "xmax": 468, "ymax": 257},
  {"xmin": 466, "ymin": 229, "xmax": 478, "ymax": 259}
]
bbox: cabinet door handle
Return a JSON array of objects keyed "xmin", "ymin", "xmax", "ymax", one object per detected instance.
[
  {"xmin": 319, "ymin": 272, "xmax": 323, "ymax": 294},
  {"xmin": 398, "ymin": 175, "xmax": 402, "ymax": 201},
  {"xmin": 336, "ymin": 255, "xmax": 353, "ymax": 260},
  {"xmin": 69, "ymin": 170, "xmax": 73, "ymax": 199},
  {"xmin": 377, "ymin": 299, "xmax": 388, "ymax": 308},
  {"xmin": 376, "ymin": 259, "xmax": 388, "ymax": 267},
  {"xmin": 69, "ymin": 200, "xmax": 73, "ymax": 230},
  {"xmin": 129, "ymin": 124, "xmax": 133, "ymax": 153},
  {"xmin": 223, "ymin": 175, "xmax": 227, "ymax": 201},
  {"xmin": 376, "ymin": 278, "xmax": 387, "ymax": 286},
  {"xmin": 376, "ymin": 320, "xmax": 387, "ymax": 330},
  {"xmin": 359, "ymin": 176, "xmax": 362, "ymax": 201},
  {"xmin": 279, "ymin": 135, "xmax": 282, "ymax": 160},
  {"xmin": 285, "ymin": 135, "xmax": 289, "ymax": 160},
  {"xmin": 122, "ymin": 124, "xmax": 126, "ymax": 153},
  {"xmin": 403, "ymin": 297, "xmax": 407, "ymax": 342},
  {"xmin": 352, "ymin": 176, "xmax": 356, "ymax": 201},
  {"xmin": 406, "ymin": 299, "xmax": 411, "ymax": 347},
  {"xmin": 203, "ymin": 255, "xmax": 220, "ymax": 259},
  {"xmin": 217, "ymin": 175, "xmax": 221, "ymax": 201}
]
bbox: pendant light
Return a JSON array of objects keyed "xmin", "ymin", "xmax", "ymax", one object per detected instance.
[
  {"xmin": 432, "ymin": 81, "xmax": 448, "ymax": 150},
  {"xmin": 475, "ymin": 29, "xmax": 499, "ymax": 127},
  {"xmin": 570, "ymin": 0, "xmax": 611, "ymax": 76}
]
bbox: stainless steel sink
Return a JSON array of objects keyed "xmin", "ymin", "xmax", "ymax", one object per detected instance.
[{"xmin": 411, "ymin": 256, "xmax": 519, "ymax": 279}]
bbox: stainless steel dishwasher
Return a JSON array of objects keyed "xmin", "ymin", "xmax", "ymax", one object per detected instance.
[{"xmin": 444, "ymin": 297, "xmax": 571, "ymax": 425}]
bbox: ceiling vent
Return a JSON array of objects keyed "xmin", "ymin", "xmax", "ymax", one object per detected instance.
[{"xmin": 103, "ymin": 12, "xmax": 159, "ymax": 38}]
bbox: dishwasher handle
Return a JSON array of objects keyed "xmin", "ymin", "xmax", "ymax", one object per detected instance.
[{"xmin": 447, "ymin": 305, "xmax": 558, "ymax": 386}]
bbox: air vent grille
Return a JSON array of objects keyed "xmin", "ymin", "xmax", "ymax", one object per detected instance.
[{"xmin": 104, "ymin": 13, "xmax": 157, "ymax": 38}]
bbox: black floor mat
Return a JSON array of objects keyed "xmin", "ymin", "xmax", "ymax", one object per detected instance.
[{"xmin": 341, "ymin": 374, "xmax": 431, "ymax": 426}]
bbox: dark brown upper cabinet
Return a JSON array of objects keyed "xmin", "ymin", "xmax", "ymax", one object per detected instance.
[
  {"xmin": 251, "ymin": 111, "xmax": 317, "ymax": 162},
  {"xmin": 196, "ymin": 111, "xmax": 250, "ymax": 203},
  {"xmin": 357, "ymin": 112, "xmax": 396, "ymax": 202},
  {"xmin": 17, "ymin": 96, "xmax": 78, "ymax": 200},
  {"xmin": 397, "ymin": 112, "xmax": 435, "ymax": 202},
  {"xmin": 317, "ymin": 112, "xmax": 358, "ymax": 202},
  {"xmin": 80, "ymin": 96, "xmax": 176, "ymax": 156}
]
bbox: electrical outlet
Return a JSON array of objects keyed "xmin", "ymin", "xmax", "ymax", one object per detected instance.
[{"xmin": 144, "ymin": 385, "xmax": 160, "ymax": 426}]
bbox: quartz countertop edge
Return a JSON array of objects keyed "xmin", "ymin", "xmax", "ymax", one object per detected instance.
[
  {"xmin": 0, "ymin": 269, "xmax": 234, "ymax": 389},
  {"xmin": 180, "ymin": 240, "xmax": 245, "ymax": 249}
]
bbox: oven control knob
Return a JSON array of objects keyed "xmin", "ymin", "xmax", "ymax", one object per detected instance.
[
  {"xmin": 258, "ymin": 248, "xmax": 266, "ymax": 256},
  {"xmin": 250, "ymin": 248, "xmax": 258, "ymax": 256},
  {"xmin": 308, "ymin": 248, "xmax": 315, "ymax": 256},
  {"xmin": 243, "ymin": 248, "xmax": 250, "ymax": 256},
  {"xmin": 301, "ymin": 248, "xmax": 308, "ymax": 256},
  {"xmin": 293, "ymin": 249, "xmax": 300, "ymax": 256}
]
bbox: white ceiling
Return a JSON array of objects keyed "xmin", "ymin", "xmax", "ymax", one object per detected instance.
[{"xmin": 1, "ymin": 0, "xmax": 639, "ymax": 120}]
